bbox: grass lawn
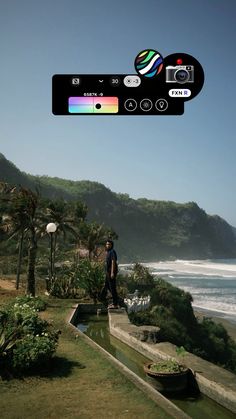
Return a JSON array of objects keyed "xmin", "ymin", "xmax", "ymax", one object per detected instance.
[{"xmin": 0, "ymin": 285, "xmax": 171, "ymax": 419}]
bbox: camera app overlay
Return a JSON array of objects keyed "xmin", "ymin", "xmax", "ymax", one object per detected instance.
[{"xmin": 52, "ymin": 53, "xmax": 204, "ymax": 116}]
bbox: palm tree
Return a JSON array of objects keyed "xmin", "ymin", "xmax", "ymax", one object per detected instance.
[
  {"xmin": 0, "ymin": 183, "xmax": 29, "ymax": 289},
  {"xmin": 4, "ymin": 192, "xmax": 31, "ymax": 289},
  {"xmin": 72, "ymin": 201, "xmax": 88, "ymax": 265},
  {"xmin": 44, "ymin": 199, "xmax": 88, "ymax": 290},
  {"xmin": 78, "ymin": 222, "xmax": 118, "ymax": 260},
  {"xmin": 19, "ymin": 187, "xmax": 42, "ymax": 296},
  {"xmin": 73, "ymin": 201, "xmax": 88, "ymax": 224},
  {"xmin": 46, "ymin": 200, "xmax": 80, "ymax": 264},
  {"xmin": 0, "ymin": 184, "xmax": 43, "ymax": 296}
]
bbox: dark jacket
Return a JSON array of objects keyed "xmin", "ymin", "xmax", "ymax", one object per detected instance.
[{"xmin": 106, "ymin": 249, "xmax": 118, "ymax": 276}]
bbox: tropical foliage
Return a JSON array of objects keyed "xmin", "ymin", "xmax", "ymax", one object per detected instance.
[
  {"xmin": 127, "ymin": 267, "xmax": 236, "ymax": 374},
  {"xmin": 1, "ymin": 153, "xmax": 236, "ymax": 261},
  {"xmin": 0, "ymin": 184, "xmax": 44, "ymax": 295},
  {"xmin": 76, "ymin": 259, "xmax": 104, "ymax": 302},
  {"xmin": 125, "ymin": 263, "xmax": 155, "ymax": 293},
  {"xmin": 9, "ymin": 295, "xmax": 47, "ymax": 312},
  {"xmin": 78, "ymin": 222, "xmax": 118, "ymax": 260},
  {"xmin": 0, "ymin": 296, "xmax": 59, "ymax": 376},
  {"xmin": 0, "ymin": 180, "xmax": 117, "ymax": 296},
  {"xmin": 50, "ymin": 260, "xmax": 105, "ymax": 302},
  {"xmin": 49, "ymin": 264, "xmax": 80, "ymax": 299}
]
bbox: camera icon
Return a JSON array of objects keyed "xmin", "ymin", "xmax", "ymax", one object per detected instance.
[
  {"xmin": 166, "ymin": 65, "xmax": 194, "ymax": 84},
  {"xmin": 71, "ymin": 77, "xmax": 80, "ymax": 85}
]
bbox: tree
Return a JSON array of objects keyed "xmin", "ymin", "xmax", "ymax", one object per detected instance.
[
  {"xmin": 72, "ymin": 201, "xmax": 88, "ymax": 265},
  {"xmin": 46, "ymin": 200, "xmax": 76, "ymax": 264},
  {"xmin": 45, "ymin": 199, "xmax": 87, "ymax": 287},
  {"xmin": 0, "ymin": 183, "xmax": 30, "ymax": 289},
  {"xmin": 20, "ymin": 188, "xmax": 43, "ymax": 296},
  {"xmin": 0, "ymin": 184, "xmax": 44, "ymax": 296},
  {"xmin": 78, "ymin": 222, "xmax": 118, "ymax": 260},
  {"xmin": 2, "ymin": 188, "xmax": 32, "ymax": 289},
  {"xmin": 127, "ymin": 263, "xmax": 155, "ymax": 293}
]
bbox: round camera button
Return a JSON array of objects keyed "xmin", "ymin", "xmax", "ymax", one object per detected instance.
[
  {"xmin": 124, "ymin": 99, "xmax": 137, "ymax": 111},
  {"xmin": 140, "ymin": 99, "xmax": 153, "ymax": 112},
  {"xmin": 155, "ymin": 99, "xmax": 168, "ymax": 112}
]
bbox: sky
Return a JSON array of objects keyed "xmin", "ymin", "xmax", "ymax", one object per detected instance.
[{"xmin": 0, "ymin": 0, "xmax": 236, "ymax": 225}]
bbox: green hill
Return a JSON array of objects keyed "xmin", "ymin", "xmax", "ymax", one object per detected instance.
[{"xmin": 1, "ymin": 153, "xmax": 236, "ymax": 262}]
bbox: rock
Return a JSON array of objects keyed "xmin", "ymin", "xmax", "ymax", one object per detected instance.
[{"xmin": 131, "ymin": 325, "xmax": 160, "ymax": 343}]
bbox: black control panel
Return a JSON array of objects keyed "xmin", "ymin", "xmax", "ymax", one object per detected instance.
[{"xmin": 52, "ymin": 53, "xmax": 204, "ymax": 116}]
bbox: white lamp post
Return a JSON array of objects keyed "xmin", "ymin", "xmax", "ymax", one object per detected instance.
[{"xmin": 46, "ymin": 223, "xmax": 57, "ymax": 290}]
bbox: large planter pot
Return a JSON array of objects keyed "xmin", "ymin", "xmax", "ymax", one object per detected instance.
[{"xmin": 144, "ymin": 362, "xmax": 189, "ymax": 394}]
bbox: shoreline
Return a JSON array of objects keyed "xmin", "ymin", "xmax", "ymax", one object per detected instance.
[{"xmin": 194, "ymin": 307, "xmax": 236, "ymax": 342}]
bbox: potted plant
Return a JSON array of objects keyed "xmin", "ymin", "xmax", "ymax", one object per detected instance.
[{"xmin": 143, "ymin": 356, "xmax": 189, "ymax": 394}]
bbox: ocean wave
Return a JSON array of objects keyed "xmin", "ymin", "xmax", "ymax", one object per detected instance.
[
  {"xmin": 145, "ymin": 260, "xmax": 236, "ymax": 278},
  {"xmin": 193, "ymin": 303, "xmax": 236, "ymax": 317},
  {"xmin": 121, "ymin": 261, "xmax": 236, "ymax": 319},
  {"xmin": 175, "ymin": 259, "xmax": 236, "ymax": 269},
  {"xmin": 192, "ymin": 293, "xmax": 236, "ymax": 316},
  {"xmin": 167, "ymin": 273, "xmax": 236, "ymax": 279},
  {"xmin": 176, "ymin": 287, "xmax": 236, "ymax": 296}
]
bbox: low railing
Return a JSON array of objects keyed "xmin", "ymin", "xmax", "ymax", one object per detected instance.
[{"xmin": 124, "ymin": 290, "xmax": 151, "ymax": 313}]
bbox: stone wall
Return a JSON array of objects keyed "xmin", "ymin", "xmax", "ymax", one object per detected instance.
[{"xmin": 108, "ymin": 308, "xmax": 236, "ymax": 414}]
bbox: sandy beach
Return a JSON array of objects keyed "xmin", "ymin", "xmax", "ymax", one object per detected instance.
[{"xmin": 194, "ymin": 308, "xmax": 236, "ymax": 342}]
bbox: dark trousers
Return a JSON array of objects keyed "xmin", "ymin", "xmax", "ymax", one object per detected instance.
[{"xmin": 100, "ymin": 274, "xmax": 118, "ymax": 305}]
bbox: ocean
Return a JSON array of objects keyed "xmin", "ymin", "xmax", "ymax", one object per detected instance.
[{"xmin": 121, "ymin": 259, "xmax": 236, "ymax": 323}]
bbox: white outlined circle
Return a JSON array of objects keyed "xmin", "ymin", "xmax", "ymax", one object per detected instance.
[
  {"xmin": 155, "ymin": 98, "xmax": 168, "ymax": 112},
  {"xmin": 140, "ymin": 98, "xmax": 153, "ymax": 112},
  {"xmin": 124, "ymin": 98, "xmax": 137, "ymax": 111}
]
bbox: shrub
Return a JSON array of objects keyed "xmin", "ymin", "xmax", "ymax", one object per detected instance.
[
  {"xmin": 50, "ymin": 267, "xmax": 79, "ymax": 298},
  {"xmin": 76, "ymin": 259, "xmax": 104, "ymax": 303},
  {"xmin": 0, "ymin": 297, "xmax": 59, "ymax": 376},
  {"xmin": 127, "ymin": 263, "xmax": 155, "ymax": 293},
  {"xmin": 4, "ymin": 302, "xmax": 48, "ymax": 336},
  {"xmin": 0, "ymin": 327, "xmax": 21, "ymax": 362},
  {"xmin": 150, "ymin": 278, "xmax": 196, "ymax": 328},
  {"xmin": 130, "ymin": 305, "xmax": 193, "ymax": 350},
  {"xmin": 9, "ymin": 295, "xmax": 47, "ymax": 312},
  {"xmin": 12, "ymin": 332, "xmax": 59, "ymax": 371},
  {"xmin": 49, "ymin": 260, "xmax": 105, "ymax": 301},
  {"xmin": 128, "ymin": 274, "xmax": 236, "ymax": 374},
  {"xmin": 196, "ymin": 317, "xmax": 236, "ymax": 371}
]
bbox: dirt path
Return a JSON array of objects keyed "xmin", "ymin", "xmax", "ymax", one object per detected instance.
[{"xmin": 0, "ymin": 278, "xmax": 16, "ymax": 290}]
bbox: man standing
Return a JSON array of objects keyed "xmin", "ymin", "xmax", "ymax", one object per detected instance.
[{"xmin": 100, "ymin": 239, "xmax": 119, "ymax": 309}]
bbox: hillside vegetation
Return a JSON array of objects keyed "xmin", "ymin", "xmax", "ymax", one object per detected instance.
[{"xmin": 1, "ymin": 153, "xmax": 236, "ymax": 262}]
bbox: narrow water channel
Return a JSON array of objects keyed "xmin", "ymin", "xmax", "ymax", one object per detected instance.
[{"xmin": 75, "ymin": 313, "xmax": 235, "ymax": 419}]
